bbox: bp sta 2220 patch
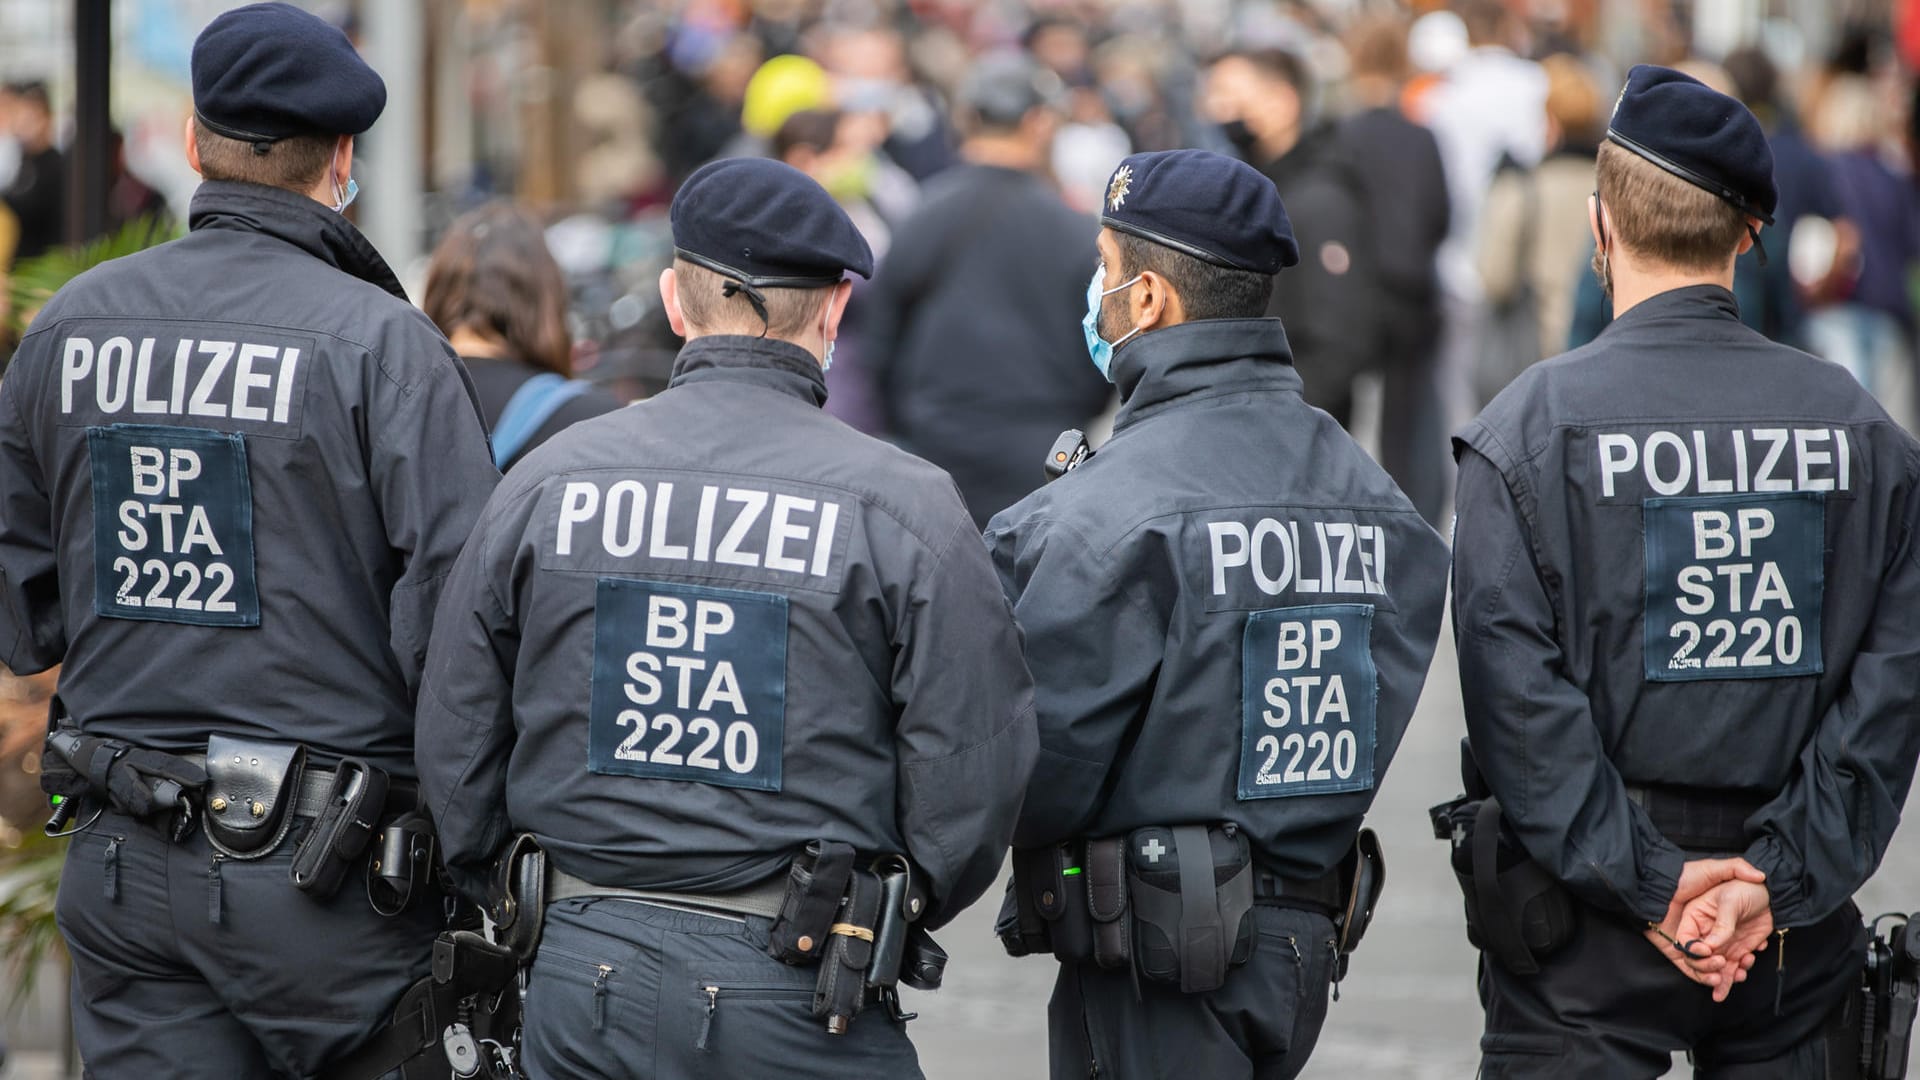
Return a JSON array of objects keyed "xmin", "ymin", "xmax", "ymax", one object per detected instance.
[
  {"xmin": 1238, "ymin": 604, "xmax": 1377, "ymax": 799},
  {"xmin": 1643, "ymin": 492, "xmax": 1824, "ymax": 682},
  {"xmin": 589, "ymin": 578, "xmax": 788, "ymax": 791}
]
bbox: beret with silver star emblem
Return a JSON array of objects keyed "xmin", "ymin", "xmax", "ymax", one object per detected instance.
[{"xmin": 1098, "ymin": 149, "xmax": 1299, "ymax": 273}]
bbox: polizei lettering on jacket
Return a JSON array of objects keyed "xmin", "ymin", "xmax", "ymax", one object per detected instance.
[
  {"xmin": 56, "ymin": 332, "xmax": 310, "ymax": 435},
  {"xmin": 1595, "ymin": 428, "xmax": 1852, "ymax": 498},
  {"xmin": 1206, "ymin": 518, "xmax": 1388, "ymax": 599},
  {"xmin": 546, "ymin": 473, "xmax": 849, "ymax": 591}
]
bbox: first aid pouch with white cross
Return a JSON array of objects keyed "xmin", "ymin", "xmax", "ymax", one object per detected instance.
[{"xmin": 1125, "ymin": 823, "xmax": 1255, "ymax": 994}]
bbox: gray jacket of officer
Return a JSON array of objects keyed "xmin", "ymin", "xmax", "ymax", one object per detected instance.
[
  {"xmin": 0, "ymin": 181, "xmax": 498, "ymax": 776},
  {"xmin": 417, "ymin": 335, "xmax": 1039, "ymax": 925},
  {"xmin": 985, "ymin": 318, "xmax": 1448, "ymax": 878},
  {"xmin": 1453, "ymin": 284, "xmax": 1920, "ymax": 927}
]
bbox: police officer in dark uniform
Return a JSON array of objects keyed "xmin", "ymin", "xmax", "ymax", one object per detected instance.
[
  {"xmin": 0, "ymin": 4, "xmax": 499, "ymax": 1075},
  {"xmin": 985, "ymin": 149, "xmax": 1449, "ymax": 1079},
  {"xmin": 416, "ymin": 156, "xmax": 1038, "ymax": 1079},
  {"xmin": 1451, "ymin": 66, "xmax": 1920, "ymax": 1076}
]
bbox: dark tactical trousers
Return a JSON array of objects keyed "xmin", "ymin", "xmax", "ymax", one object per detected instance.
[
  {"xmin": 55, "ymin": 809, "xmax": 438, "ymax": 1078},
  {"xmin": 1048, "ymin": 905, "xmax": 1339, "ymax": 1080},
  {"xmin": 1478, "ymin": 898, "xmax": 1865, "ymax": 1079},
  {"xmin": 522, "ymin": 897, "xmax": 924, "ymax": 1080}
]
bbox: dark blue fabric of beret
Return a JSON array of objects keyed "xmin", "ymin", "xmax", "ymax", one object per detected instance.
[
  {"xmin": 671, "ymin": 158, "xmax": 874, "ymax": 284},
  {"xmin": 1098, "ymin": 149, "xmax": 1298, "ymax": 273},
  {"xmin": 1607, "ymin": 64, "xmax": 1777, "ymax": 224},
  {"xmin": 192, "ymin": 2, "xmax": 385, "ymax": 143}
]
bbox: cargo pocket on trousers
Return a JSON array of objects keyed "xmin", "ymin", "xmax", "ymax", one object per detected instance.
[
  {"xmin": 534, "ymin": 943, "xmax": 618, "ymax": 1033},
  {"xmin": 691, "ymin": 964, "xmax": 814, "ymax": 1053}
]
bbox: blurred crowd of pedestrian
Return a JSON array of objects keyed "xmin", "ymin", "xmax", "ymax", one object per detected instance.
[{"xmin": 12, "ymin": 0, "xmax": 1920, "ymax": 531}]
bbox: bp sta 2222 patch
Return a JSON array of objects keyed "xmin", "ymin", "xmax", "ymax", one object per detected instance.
[
  {"xmin": 589, "ymin": 578, "xmax": 788, "ymax": 791},
  {"xmin": 1238, "ymin": 604, "xmax": 1377, "ymax": 799},
  {"xmin": 88, "ymin": 424, "xmax": 259, "ymax": 627},
  {"xmin": 1643, "ymin": 492, "xmax": 1824, "ymax": 682}
]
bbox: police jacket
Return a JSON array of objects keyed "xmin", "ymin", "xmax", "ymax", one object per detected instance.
[
  {"xmin": 0, "ymin": 181, "xmax": 498, "ymax": 777},
  {"xmin": 985, "ymin": 318, "xmax": 1448, "ymax": 879},
  {"xmin": 1452, "ymin": 285, "xmax": 1920, "ymax": 928},
  {"xmin": 416, "ymin": 335, "xmax": 1039, "ymax": 926}
]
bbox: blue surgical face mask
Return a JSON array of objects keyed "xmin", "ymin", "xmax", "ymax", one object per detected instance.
[
  {"xmin": 329, "ymin": 144, "xmax": 358, "ymax": 213},
  {"xmin": 1082, "ymin": 263, "xmax": 1143, "ymax": 380}
]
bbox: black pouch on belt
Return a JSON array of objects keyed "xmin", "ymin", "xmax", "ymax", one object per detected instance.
[
  {"xmin": 1429, "ymin": 794, "xmax": 1573, "ymax": 975},
  {"xmin": 999, "ymin": 843, "xmax": 1096, "ymax": 962},
  {"xmin": 488, "ymin": 833, "xmax": 548, "ymax": 964},
  {"xmin": 1085, "ymin": 836, "xmax": 1132, "ymax": 971},
  {"xmin": 1125, "ymin": 824, "xmax": 1256, "ymax": 994},
  {"xmin": 204, "ymin": 734, "xmax": 305, "ymax": 859},
  {"xmin": 769, "ymin": 839, "xmax": 856, "ymax": 965},
  {"xmin": 289, "ymin": 758, "xmax": 389, "ymax": 899},
  {"xmin": 814, "ymin": 867, "xmax": 883, "ymax": 1034}
]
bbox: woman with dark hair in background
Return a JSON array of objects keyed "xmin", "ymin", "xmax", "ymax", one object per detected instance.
[{"xmin": 424, "ymin": 203, "xmax": 622, "ymax": 470}]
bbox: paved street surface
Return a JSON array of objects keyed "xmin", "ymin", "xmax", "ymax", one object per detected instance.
[{"xmin": 7, "ymin": 629, "xmax": 1920, "ymax": 1078}]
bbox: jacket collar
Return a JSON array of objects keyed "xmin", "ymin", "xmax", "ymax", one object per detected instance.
[
  {"xmin": 1603, "ymin": 283, "xmax": 1741, "ymax": 335},
  {"xmin": 1111, "ymin": 317, "xmax": 1301, "ymax": 432},
  {"xmin": 188, "ymin": 181, "xmax": 408, "ymax": 301},
  {"xmin": 668, "ymin": 335, "xmax": 829, "ymax": 408}
]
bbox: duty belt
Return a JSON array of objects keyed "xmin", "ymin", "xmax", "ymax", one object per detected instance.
[
  {"xmin": 168, "ymin": 754, "xmax": 419, "ymax": 821},
  {"xmin": 1253, "ymin": 865, "xmax": 1343, "ymax": 912},
  {"xmin": 548, "ymin": 867, "xmax": 787, "ymax": 920},
  {"xmin": 1625, "ymin": 784, "xmax": 1771, "ymax": 853}
]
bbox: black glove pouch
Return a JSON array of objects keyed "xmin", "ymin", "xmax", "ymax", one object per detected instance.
[
  {"xmin": 1000, "ymin": 844, "xmax": 1096, "ymax": 961},
  {"xmin": 814, "ymin": 867, "xmax": 882, "ymax": 1033},
  {"xmin": 769, "ymin": 839, "xmax": 855, "ymax": 965},
  {"xmin": 204, "ymin": 735, "xmax": 303, "ymax": 859},
  {"xmin": 1430, "ymin": 794, "xmax": 1574, "ymax": 975},
  {"xmin": 290, "ymin": 758, "xmax": 390, "ymax": 899},
  {"xmin": 488, "ymin": 833, "xmax": 548, "ymax": 964},
  {"xmin": 1126, "ymin": 824, "xmax": 1255, "ymax": 994}
]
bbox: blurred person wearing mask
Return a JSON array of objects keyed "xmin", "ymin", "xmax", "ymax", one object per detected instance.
[
  {"xmin": 106, "ymin": 130, "xmax": 170, "ymax": 235},
  {"xmin": 1205, "ymin": 48, "xmax": 1380, "ymax": 427},
  {"xmin": 0, "ymin": 84, "xmax": 20, "ymax": 195},
  {"xmin": 1336, "ymin": 15, "xmax": 1452, "ymax": 526},
  {"xmin": 3, "ymin": 81, "xmax": 64, "ymax": 262},
  {"xmin": 1475, "ymin": 53, "xmax": 1606, "ymax": 395},
  {"xmin": 862, "ymin": 53, "xmax": 1107, "ymax": 528},
  {"xmin": 1802, "ymin": 74, "xmax": 1920, "ymax": 427},
  {"xmin": 820, "ymin": 24, "xmax": 955, "ymax": 182},
  {"xmin": 775, "ymin": 107, "xmax": 901, "ymax": 435},
  {"xmin": 1723, "ymin": 46, "xmax": 1857, "ymax": 351},
  {"xmin": 424, "ymin": 203, "xmax": 622, "ymax": 471}
]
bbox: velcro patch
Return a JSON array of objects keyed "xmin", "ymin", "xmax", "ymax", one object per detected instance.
[
  {"xmin": 1643, "ymin": 492, "xmax": 1825, "ymax": 681},
  {"xmin": 1238, "ymin": 604, "xmax": 1377, "ymax": 800},
  {"xmin": 88, "ymin": 424, "xmax": 259, "ymax": 627},
  {"xmin": 588, "ymin": 578, "xmax": 787, "ymax": 791}
]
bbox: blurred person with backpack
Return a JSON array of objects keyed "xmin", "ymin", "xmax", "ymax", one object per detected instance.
[
  {"xmin": 424, "ymin": 203, "xmax": 622, "ymax": 471},
  {"xmin": 1336, "ymin": 14, "xmax": 1452, "ymax": 525}
]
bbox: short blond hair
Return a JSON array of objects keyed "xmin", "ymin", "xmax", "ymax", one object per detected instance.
[
  {"xmin": 1596, "ymin": 141, "xmax": 1750, "ymax": 272},
  {"xmin": 673, "ymin": 259, "xmax": 831, "ymax": 339}
]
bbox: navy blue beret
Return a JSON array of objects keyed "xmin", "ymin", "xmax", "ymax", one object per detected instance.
[
  {"xmin": 1098, "ymin": 149, "xmax": 1298, "ymax": 273},
  {"xmin": 671, "ymin": 157, "xmax": 874, "ymax": 285},
  {"xmin": 1607, "ymin": 64, "xmax": 1777, "ymax": 224},
  {"xmin": 192, "ymin": 2, "xmax": 385, "ymax": 146}
]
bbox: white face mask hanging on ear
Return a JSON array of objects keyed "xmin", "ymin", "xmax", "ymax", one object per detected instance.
[
  {"xmin": 820, "ymin": 293, "xmax": 836, "ymax": 373},
  {"xmin": 329, "ymin": 143, "xmax": 358, "ymax": 213}
]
